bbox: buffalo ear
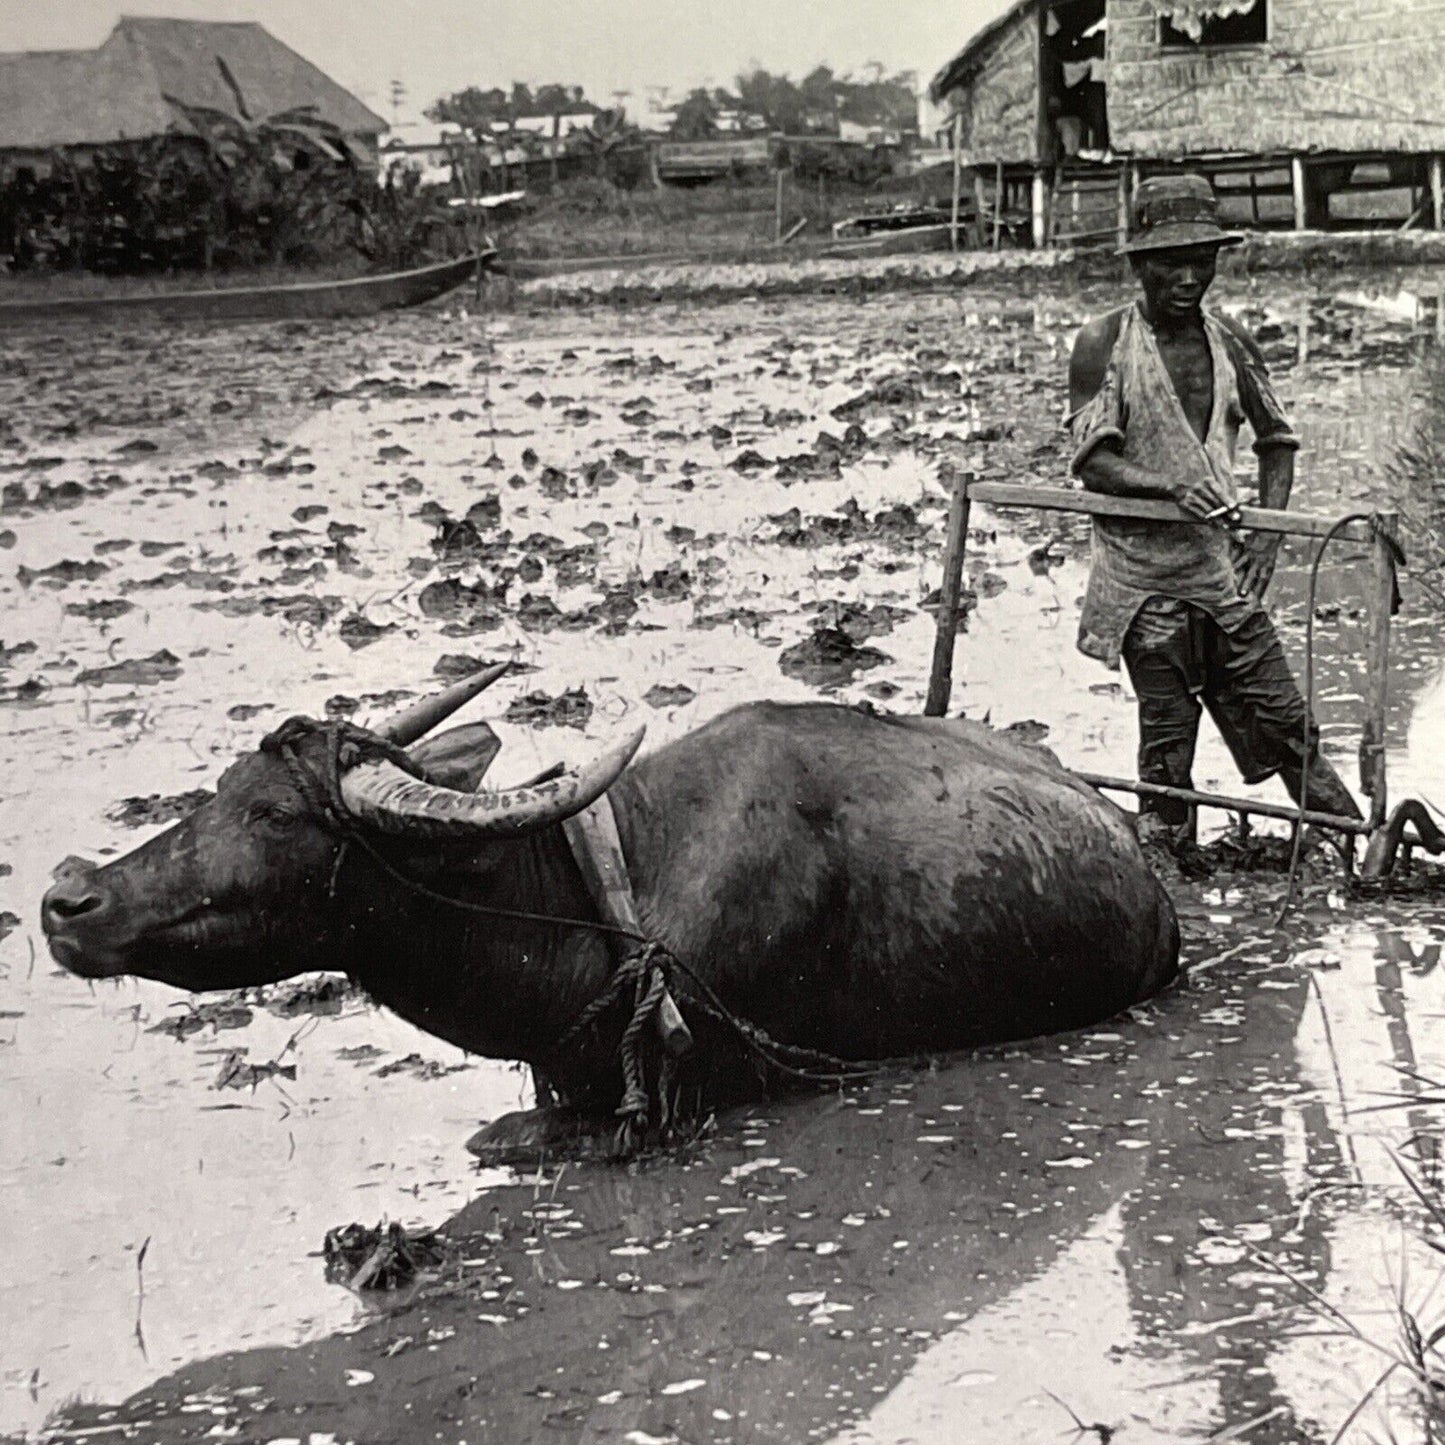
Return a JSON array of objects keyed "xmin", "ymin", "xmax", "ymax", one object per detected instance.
[{"xmin": 407, "ymin": 722, "xmax": 502, "ymax": 793}]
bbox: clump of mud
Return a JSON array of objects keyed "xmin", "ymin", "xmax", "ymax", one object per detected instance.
[
  {"xmin": 1351, "ymin": 858, "xmax": 1445, "ymax": 899},
  {"xmin": 373, "ymin": 1052, "xmax": 470, "ymax": 1080},
  {"xmin": 1143, "ymin": 827, "xmax": 1346, "ymax": 886},
  {"xmin": 504, "ymin": 686, "xmax": 592, "ymax": 728},
  {"xmin": 76, "ymin": 650, "xmax": 182, "ymax": 688},
  {"xmin": 212, "ymin": 1049, "xmax": 296, "ymax": 1091},
  {"xmin": 323, "ymin": 1221, "xmax": 449, "ymax": 1292},
  {"xmin": 263, "ymin": 974, "xmax": 355, "ymax": 1018},
  {"xmin": 148, "ymin": 998, "xmax": 252, "ymax": 1039},
  {"xmin": 778, "ymin": 625, "xmax": 890, "ymax": 689},
  {"xmin": 644, "ymin": 683, "xmax": 696, "ymax": 709}
]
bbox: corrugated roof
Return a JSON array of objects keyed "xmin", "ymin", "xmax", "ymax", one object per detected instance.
[{"xmin": 0, "ymin": 17, "xmax": 385, "ymax": 152}]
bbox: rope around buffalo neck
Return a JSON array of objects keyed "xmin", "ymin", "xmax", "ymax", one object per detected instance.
[
  {"xmin": 337, "ymin": 823, "xmax": 878, "ymax": 1086},
  {"xmin": 271, "ymin": 724, "xmax": 881, "ymax": 1148}
]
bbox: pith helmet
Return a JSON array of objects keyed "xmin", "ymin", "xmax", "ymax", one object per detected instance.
[{"xmin": 1119, "ymin": 175, "xmax": 1244, "ymax": 255}]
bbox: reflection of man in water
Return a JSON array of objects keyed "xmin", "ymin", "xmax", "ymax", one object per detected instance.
[
  {"xmin": 1067, "ymin": 176, "xmax": 1361, "ymax": 846},
  {"xmin": 1118, "ymin": 951, "xmax": 1343, "ymax": 1435}
]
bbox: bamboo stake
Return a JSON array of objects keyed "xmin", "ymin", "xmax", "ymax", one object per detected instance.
[
  {"xmin": 1361, "ymin": 513, "xmax": 1399, "ymax": 830},
  {"xmin": 1031, "ymin": 167, "xmax": 1047, "ymax": 249},
  {"xmin": 925, "ymin": 471, "xmax": 973, "ymax": 717},
  {"xmin": 972, "ymin": 169, "xmax": 989, "ymax": 249},
  {"xmin": 950, "ymin": 112, "xmax": 964, "ymax": 252},
  {"xmin": 1431, "ymin": 155, "xmax": 1445, "ymax": 230},
  {"xmin": 993, "ymin": 161, "xmax": 1004, "ymax": 251},
  {"xmin": 1076, "ymin": 772, "xmax": 1377, "ymax": 836},
  {"xmin": 1291, "ymin": 156, "xmax": 1308, "ymax": 231},
  {"xmin": 774, "ymin": 167, "xmax": 785, "ymax": 242}
]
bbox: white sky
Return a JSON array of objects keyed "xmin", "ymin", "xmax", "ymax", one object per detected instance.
[{"xmin": 0, "ymin": 0, "xmax": 1010, "ymax": 123}]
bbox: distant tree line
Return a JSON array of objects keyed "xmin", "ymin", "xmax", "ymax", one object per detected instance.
[
  {"xmin": 426, "ymin": 82, "xmax": 644, "ymax": 188},
  {"xmin": 427, "ymin": 82, "xmax": 599, "ymax": 151},
  {"xmin": 427, "ymin": 64, "xmax": 920, "ymax": 150},
  {"xmin": 670, "ymin": 64, "xmax": 920, "ymax": 141}
]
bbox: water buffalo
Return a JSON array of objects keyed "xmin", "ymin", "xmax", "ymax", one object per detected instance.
[{"xmin": 42, "ymin": 667, "xmax": 1180, "ymax": 1158}]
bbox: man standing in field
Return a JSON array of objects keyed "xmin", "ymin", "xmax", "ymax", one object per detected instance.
[{"xmin": 1068, "ymin": 174, "xmax": 1360, "ymax": 847}]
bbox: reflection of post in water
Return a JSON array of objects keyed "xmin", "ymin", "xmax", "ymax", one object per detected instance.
[
  {"xmin": 1375, "ymin": 935, "xmax": 1442, "ymax": 1183},
  {"xmin": 1118, "ymin": 967, "xmax": 1342, "ymax": 1435},
  {"xmin": 1297, "ymin": 299, "xmax": 1311, "ymax": 368}
]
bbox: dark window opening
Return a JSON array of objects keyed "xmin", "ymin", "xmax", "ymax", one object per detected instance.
[
  {"xmin": 1160, "ymin": 2, "xmax": 1267, "ymax": 48},
  {"xmin": 1043, "ymin": 0, "xmax": 1109, "ymax": 160}
]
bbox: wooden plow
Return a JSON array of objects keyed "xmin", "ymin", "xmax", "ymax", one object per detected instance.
[{"xmin": 924, "ymin": 475, "xmax": 1443, "ymax": 879}]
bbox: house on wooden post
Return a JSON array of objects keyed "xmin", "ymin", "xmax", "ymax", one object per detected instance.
[{"xmin": 929, "ymin": 0, "xmax": 1445, "ymax": 249}]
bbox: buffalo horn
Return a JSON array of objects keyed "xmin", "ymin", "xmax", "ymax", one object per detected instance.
[
  {"xmin": 340, "ymin": 725, "xmax": 646, "ymax": 840},
  {"xmin": 374, "ymin": 662, "xmax": 512, "ymax": 747}
]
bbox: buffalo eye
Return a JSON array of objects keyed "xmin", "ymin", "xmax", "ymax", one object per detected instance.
[{"xmin": 246, "ymin": 802, "xmax": 299, "ymax": 832}]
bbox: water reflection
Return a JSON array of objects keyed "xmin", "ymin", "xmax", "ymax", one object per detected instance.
[
  {"xmin": 832, "ymin": 888, "xmax": 1445, "ymax": 1444},
  {"xmin": 836, "ymin": 1206, "xmax": 1218, "ymax": 1443}
]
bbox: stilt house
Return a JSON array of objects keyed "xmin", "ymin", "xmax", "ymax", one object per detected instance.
[{"xmin": 929, "ymin": 0, "xmax": 1445, "ymax": 248}]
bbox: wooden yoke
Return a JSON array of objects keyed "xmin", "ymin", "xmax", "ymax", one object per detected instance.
[
  {"xmin": 564, "ymin": 797, "xmax": 694, "ymax": 1059},
  {"xmin": 924, "ymin": 467, "xmax": 974, "ymax": 717}
]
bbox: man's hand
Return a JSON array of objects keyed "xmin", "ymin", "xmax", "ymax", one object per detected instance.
[
  {"xmin": 1233, "ymin": 532, "xmax": 1281, "ymax": 600},
  {"xmin": 1171, "ymin": 471, "xmax": 1236, "ymax": 521}
]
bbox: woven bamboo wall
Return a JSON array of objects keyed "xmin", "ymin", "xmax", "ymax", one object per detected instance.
[
  {"xmin": 1108, "ymin": 0, "xmax": 1445, "ymax": 156},
  {"xmin": 956, "ymin": 8, "xmax": 1040, "ymax": 165}
]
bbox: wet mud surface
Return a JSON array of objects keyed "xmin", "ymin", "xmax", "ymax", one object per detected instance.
[{"xmin": 6, "ymin": 266, "xmax": 1445, "ymax": 1442}]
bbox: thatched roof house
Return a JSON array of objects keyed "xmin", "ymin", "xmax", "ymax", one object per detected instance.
[
  {"xmin": 931, "ymin": 0, "xmax": 1046, "ymax": 170},
  {"xmin": 931, "ymin": 0, "xmax": 1445, "ymax": 243},
  {"xmin": 0, "ymin": 17, "xmax": 386, "ymax": 162}
]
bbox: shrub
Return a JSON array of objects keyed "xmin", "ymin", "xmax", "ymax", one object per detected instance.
[{"xmin": 0, "ymin": 111, "xmax": 451, "ymax": 276}]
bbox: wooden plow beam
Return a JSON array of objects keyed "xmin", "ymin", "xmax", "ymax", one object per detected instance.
[{"xmin": 924, "ymin": 475, "xmax": 1432, "ymax": 877}]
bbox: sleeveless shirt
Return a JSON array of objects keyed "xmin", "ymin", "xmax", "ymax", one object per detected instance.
[{"xmin": 1067, "ymin": 303, "xmax": 1297, "ymax": 668}]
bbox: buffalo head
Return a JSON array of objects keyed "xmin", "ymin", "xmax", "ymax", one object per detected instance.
[{"xmin": 41, "ymin": 665, "xmax": 643, "ymax": 993}]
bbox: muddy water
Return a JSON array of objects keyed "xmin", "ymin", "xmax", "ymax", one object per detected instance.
[{"xmin": 3, "ymin": 267, "xmax": 1445, "ymax": 1442}]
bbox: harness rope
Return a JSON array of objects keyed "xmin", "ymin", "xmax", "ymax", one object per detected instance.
[{"xmin": 267, "ymin": 720, "xmax": 881, "ymax": 1156}]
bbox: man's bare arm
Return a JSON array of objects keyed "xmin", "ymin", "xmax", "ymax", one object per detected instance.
[
  {"xmin": 1077, "ymin": 448, "xmax": 1181, "ymax": 501},
  {"xmin": 1233, "ymin": 444, "xmax": 1295, "ymax": 599},
  {"xmin": 1257, "ymin": 445, "xmax": 1294, "ymax": 512}
]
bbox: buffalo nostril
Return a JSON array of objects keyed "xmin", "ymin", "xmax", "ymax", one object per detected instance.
[{"xmin": 45, "ymin": 890, "xmax": 105, "ymax": 924}]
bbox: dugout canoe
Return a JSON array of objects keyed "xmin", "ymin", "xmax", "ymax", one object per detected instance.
[
  {"xmin": 0, "ymin": 251, "xmax": 494, "ymax": 327},
  {"xmin": 813, "ymin": 223, "xmax": 956, "ymax": 258}
]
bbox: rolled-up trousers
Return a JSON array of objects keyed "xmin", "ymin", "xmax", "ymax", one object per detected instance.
[{"xmin": 1120, "ymin": 598, "xmax": 1361, "ymax": 837}]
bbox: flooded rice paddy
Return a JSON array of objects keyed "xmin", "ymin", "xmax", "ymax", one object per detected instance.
[{"xmin": 4, "ymin": 265, "xmax": 1445, "ymax": 1442}]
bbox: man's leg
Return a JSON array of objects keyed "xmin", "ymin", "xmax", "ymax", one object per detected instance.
[
  {"xmin": 1202, "ymin": 610, "xmax": 1362, "ymax": 820},
  {"xmin": 1121, "ymin": 599, "xmax": 1205, "ymax": 842}
]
